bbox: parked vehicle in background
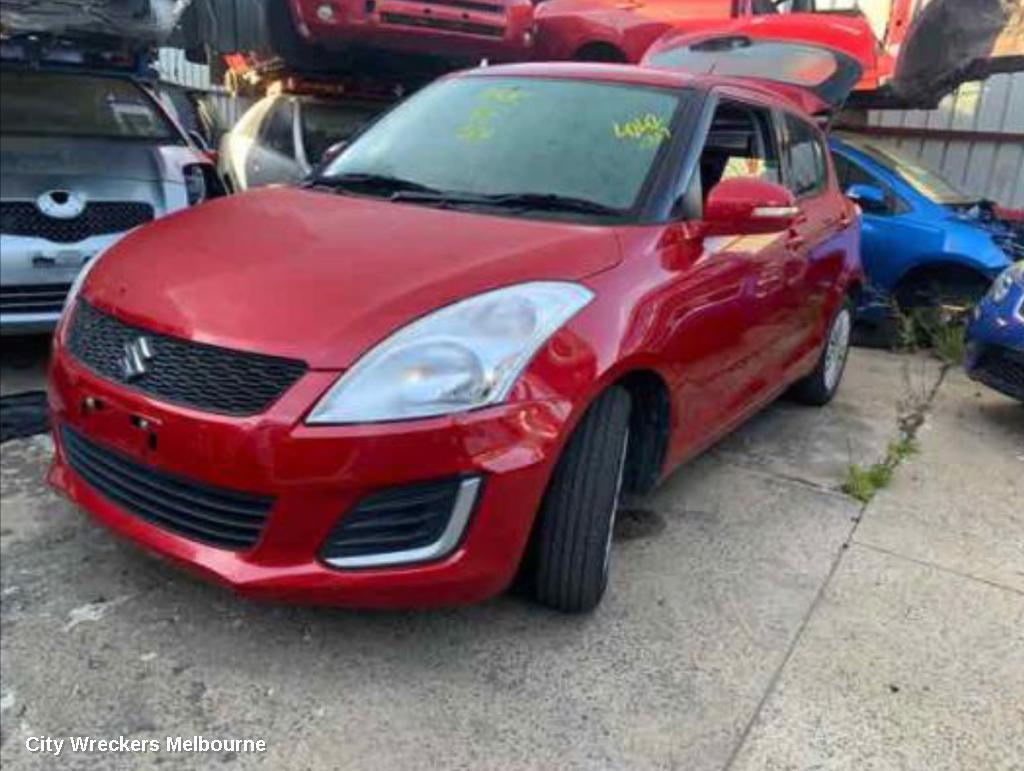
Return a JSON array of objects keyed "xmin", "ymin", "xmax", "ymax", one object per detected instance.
[
  {"xmin": 288, "ymin": 0, "xmax": 537, "ymax": 64},
  {"xmin": 49, "ymin": 38, "xmax": 862, "ymax": 613},
  {"xmin": 0, "ymin": 65, "xmax": 222, "ymax": 336},
  {"xmin": 965, "ymin": 262, "xmax": 1024, "ymax": 402},
  {"xmin": 539, "ymin": 0, "xmax": 905, "ymax": 95},
  {"xmin": 829, "ymin": 133, "xmax": 1020, "ymax": 327},
  {"xmin": 218, "ymin": 84, "xmax": 391, "ymax": 191}
]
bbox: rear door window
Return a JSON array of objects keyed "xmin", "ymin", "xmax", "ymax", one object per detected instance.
[{"xmin": 783, "ymin": 114, "xmax": 827, "ymax": 197}]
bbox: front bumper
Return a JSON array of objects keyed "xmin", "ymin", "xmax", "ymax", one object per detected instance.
[
  {"xmin": 48, "ymin": 336, "xmax": 572, "ymax": 607},
  {"xmin": 295, "ymin": 1, "xmax": 534, "ymax": 61},
  {"xmin": 0, "ymin": 232, "xmax": 118, "ymax": 336},
  {"xmin": 965, "ymin": 287, "xmax": 1024, "ymax": 402}
]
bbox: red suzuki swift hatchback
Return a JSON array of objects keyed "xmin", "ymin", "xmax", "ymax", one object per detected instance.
[{"xmin": 49, "ymin": 38, "xmax": 863, "ymax": 613}]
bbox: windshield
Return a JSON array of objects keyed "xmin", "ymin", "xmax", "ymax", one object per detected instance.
[
  {"xmin": 851, "ymin": 140, "xmax": 971, "ymax": 205},
  {"xmin": 301, "ymin": 100, "xmax": 387, "ymax": 164},
  {"xmin": 0, "ymin": 70, "xmax": 179, "ymax": 141},
  {"xmin": 319, "ymin": 76, "xmax": 685, "ymax": 215}
]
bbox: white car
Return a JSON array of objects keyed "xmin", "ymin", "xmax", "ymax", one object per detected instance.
[
  {"xmin": 0, "ymin": 65, "xmax": 220, "ymax": 335},
  {"xmin": 218, "ymin": 93, "xmax": 388, "ymax": 191}
]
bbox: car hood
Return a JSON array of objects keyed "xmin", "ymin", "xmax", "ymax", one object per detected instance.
[
  {"xmin": 83, "ymin": 186, "xmax": 623, "ymax": 369},
  {"xmin": 0, "ymin": 136, "xmax": 192, "ymax": 188}
]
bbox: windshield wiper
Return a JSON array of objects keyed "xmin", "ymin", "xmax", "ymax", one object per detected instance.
[
  {"xmin": 306, "ymin": 173, "xmax": 445, "ymax": 198},
  {"xmin": 390, "ymin": 190, "xmax": 622, "ymax": 216},
  {"xmin": 312, "ymin": 179, "xmax": 624, "ymax": 217},
  {"xmin": 473, "ymin": 192, "xmax": 623, "ymax": 216}
]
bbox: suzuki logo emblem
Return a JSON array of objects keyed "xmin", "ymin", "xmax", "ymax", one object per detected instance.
[
  {"xmin": 37, "ymin": 190, "xmax": 87, "ymax": 220},
  {"xmin": 121, "ymin": 336, "xmax": 154, "ymax": 381}
]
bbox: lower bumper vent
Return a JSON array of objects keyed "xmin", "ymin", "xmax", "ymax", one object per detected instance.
[
  {"xmin": 62, "ymin": 425, "xmax": 273, "ymax": 550},
  {"xmin": 321, "ymin": 477, "xmax": 481, "ymax": 568}
]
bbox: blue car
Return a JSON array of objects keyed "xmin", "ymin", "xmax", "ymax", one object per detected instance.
[
  {"xmin": 965, "ymin": 262, "xmax": 1024, "ymax": 402},
  {"xmin": 829, "ymin": 133, "xmax": 1022, "ymax": 326}
]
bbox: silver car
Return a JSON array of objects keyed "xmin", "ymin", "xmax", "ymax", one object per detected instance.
[
  {"xmin": 1, "ymin": 68, "xmax": 216, "ymax": 335},
  {"xmin": 219, "ymin": 93, "xmax": 387, "ymax": 191}
]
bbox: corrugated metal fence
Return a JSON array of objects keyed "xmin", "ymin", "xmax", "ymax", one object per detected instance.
[
  {"xmin": 817, "ymin": 0, "xmax": 1024, "ymax": 207},
  {"xmin": 865, "ymin": 73, "xmax": 1024, "ymax": 208}
]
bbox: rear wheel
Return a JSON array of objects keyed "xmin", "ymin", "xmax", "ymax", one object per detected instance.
[
  {"xmin": 525, "ymin": 387, "xmax": 631, "ymax": 613},
  {"xmin": 790, "ymin": 298, "xmax": 853, "ymax": 406}
]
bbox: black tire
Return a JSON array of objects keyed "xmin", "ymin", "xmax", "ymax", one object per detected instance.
[
  {"xmin": 526, "ymin": 387, "xmax": 632, "ymax": 613},
  {"xmin": 790, "ymin": 298, "xmax": 854, "ymax": 406}
]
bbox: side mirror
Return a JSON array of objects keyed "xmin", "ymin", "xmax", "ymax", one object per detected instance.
[
  {"xmin": 845, "ymin": 183, "xmax": 887, "ymax": 213},
  {"xmin": 703, "ymin": 178, "xmax": 799, "ymax": 236}
]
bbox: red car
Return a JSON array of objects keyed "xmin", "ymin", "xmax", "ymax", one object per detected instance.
[
  {"xmin": 534, "ymin": 0, "xmax": 909, "ymax": 93},
  {"xmin": 48, "ymin": 39, "xmax": 862, "ymax": 613},
  {"xmin": 288, "ymin": 0, "xmax": 537, "ymax": 63}
]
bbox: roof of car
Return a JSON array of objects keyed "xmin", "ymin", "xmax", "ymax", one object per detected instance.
[{"xmin": 464, "ymin": 62, "xmax": 817, "ymax": 115}]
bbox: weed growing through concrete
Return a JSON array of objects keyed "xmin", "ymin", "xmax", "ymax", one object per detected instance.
[
  {"xmin": 888, "ymin": 301, "xmax": 968, "ymax": 366},
  {"xmin": 842, "ymin": 436, "xmax": 919, "ymax": 503},
  {"xmin": 840, "ymin": 352, "xmax": 944, "ymax": 505}
]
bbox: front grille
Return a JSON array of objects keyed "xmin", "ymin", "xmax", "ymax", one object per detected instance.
[
  {"xmin": 0, "ymin": 201, "xmax": 155, "ymax": 243},
  {"xmin": 380, "ymin": 12, "xmax": 504, "ymax": 36},
  {"xmin": 67, "ymin": 301, "xmax": 308, "ymax": 416},
  {"xmin": 62, "ymin": 426, "xmax": 272, "ymax": 550},
  {"xmin": 0, "ymin": 283, "xmax": 71, "ymax": 314},
  {"xmin": 415, "ymin": 0, "xmax": 505, "ymax": 12},
  {"xmin": 321, "ymin": 478, "xmax": 470, "ymax": 563},
  {"xmin": 971, "ymin": 345, "xmax": 1024, "ymax": 401}
]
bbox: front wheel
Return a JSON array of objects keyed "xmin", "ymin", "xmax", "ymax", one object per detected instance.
[
  {"xmin": 525, "ymin": 387, "xmax": 631, "ymax": 613},
  {"xmin": 790, "ymin": 298, "xmax": 853, "ymax": 406}
]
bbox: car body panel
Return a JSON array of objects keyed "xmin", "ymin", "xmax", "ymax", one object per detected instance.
[
  {"xmin": 640, "ymin": 33, "xmax": 864, "ymax": 114},
  {"xmin": 82, "ymin": 186, "xmax": 625, "ymax": 368},
  {"xmin": 829, "ymin": 134, "xmax": 1016, "ymax": 320},
  {"xmin": 49, "ymin": 63, "xmax": 862, "ymax": 607},
  {"xmin": 289, "ymin": 0, "xmax": 537, "ymax": 62},
  {"xmin": 965, "ymin": 267, "xmax": 1024, "ymax": 402},
  {"xmin": 536, "ymin": 0, "xmax": 886, "ymax": 89}
]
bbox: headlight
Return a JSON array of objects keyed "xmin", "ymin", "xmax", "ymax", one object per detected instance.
[
  {"xmin": 62, "ymin": 246, "xmax": 108, "ymax": 314},
  {"xmin": 306, "ymin": 281, "xmax": 594, "ymax": 424},
  {"xmin": 990, "ymin": 261, "xmax": 1024, "ymax": 304}
]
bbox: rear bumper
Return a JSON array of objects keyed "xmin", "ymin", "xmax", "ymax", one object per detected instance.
[{"xmin": 48, "ymin": 333, "xmax": 572, "ymax": 607}]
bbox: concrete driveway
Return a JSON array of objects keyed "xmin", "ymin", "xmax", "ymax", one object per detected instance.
[{"xmin": 1, "ymin": 343, "xmax": 1021, "ymax": 770}]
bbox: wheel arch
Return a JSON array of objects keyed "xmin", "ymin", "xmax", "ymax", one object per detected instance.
[
  {"xmin": 572, "ymin": 41, "xmax": 628, "ymax": 62},
  {"xmin": 892, "ymin": 258, "xmax": 997, "ymax": 305}
]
